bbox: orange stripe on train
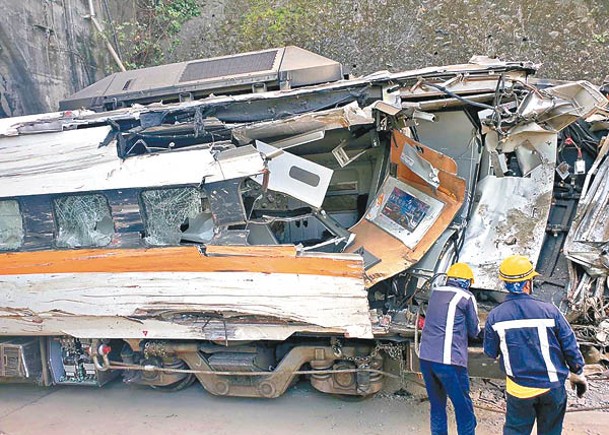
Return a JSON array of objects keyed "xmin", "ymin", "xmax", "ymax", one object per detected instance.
[{"xmin": 0, "ymin": 245, "xmax": 364, "ymax": 278}]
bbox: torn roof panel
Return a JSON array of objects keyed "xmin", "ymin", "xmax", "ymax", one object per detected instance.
[
  {"xmin": 231, "ymin": 101, "xmax": 374, "ymax": 145},
  {"xmin": 0, "ymin": 127, "xmax": 265, "ymax": 198}
]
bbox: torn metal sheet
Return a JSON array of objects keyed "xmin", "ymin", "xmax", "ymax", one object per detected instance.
[
  {"xmin": 0, "ymin": 316, "xmax": 354, "ymax": 342},
  {"xmin": 204, "ymin": 144, "xmax": 266, "ymax": 183},
  {"xmin": 1, "ymin": 47, "xmax": 608, "ymax": 387},
  {"xmin": 459, "ymin": 126, "xmax": 557, "ymax": 290},
  {"xmin": 415, "ymin": 110, "xmax": 481, "ymax": 222},
  {"xmin": 399, "ymin": 140, "xmax": 440, "ymax": 189},
  {"xmin": 232, "ymin": 101, "xmax": 373, "ymax": 145},
  {"xmin": 514, "ymin": 140, "xmax": 543, "ymax": 177},
  {"xmin": 180, "ymin": 212, "xmax": 215, "ymax": 244},
  {"xmin": 0, "ymin": 127, "xmax": 265, "ymax": 198},
  {"xmin": 531, "ymin": 81, "xmax": 608, "ymax": 131},
  {"xmin": 0, "ymin": 271, "xmax": 371, "ymax": 338},
  {"xmin": 203, "ymin": 179, "xmax": 248, "ymax": 226},
  {"xmin": 210, "ymin": 229, "xmax": 250, "ymax": 245},
  {"xmin": 253, "ymin": 140, "xmax": 333, "ymax": 208},
  {"xmin": 0, "ymin": 110, "xmax": 95, "ymax": 137},
  {"xmin": 332, "ymin": 140, "xmax": 369, "ymax": 168},
  {"xmin": 564, "ymin": 137, "xmax": 609, "ymax": 276}
]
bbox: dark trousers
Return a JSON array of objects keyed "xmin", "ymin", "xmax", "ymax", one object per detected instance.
[
  {"xmin": 420, "ymin": 359, "xmax": 477, "ymax": 435},
  {"xmin": 504, "ymin": 386, "xmax": 567, "ymax": 435}
]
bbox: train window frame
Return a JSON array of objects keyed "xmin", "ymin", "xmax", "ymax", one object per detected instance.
[
  {"xmin": 0, "ymin": 199, "xmax": 25, "ymax": 251},
  {"xmin": 139, "ymin": 186, "xmax": 206, "ymax": 247},
  {"xmin": 52, "ymin": 193, "xmax": 115, "ymax": 249}
]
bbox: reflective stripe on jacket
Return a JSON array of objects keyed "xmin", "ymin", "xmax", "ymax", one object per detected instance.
[
  {"xmin": 484, "ymin": 293, "xmax": 585, "ymax": 389},
  {"xmin": 419, "ymin": 284, "xmax": 480, "ymax": 368}
]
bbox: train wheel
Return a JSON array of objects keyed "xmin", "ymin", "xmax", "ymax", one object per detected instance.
[{"xmin": 150, "ymin": 373, "xmax": 197, "ymax": 392}]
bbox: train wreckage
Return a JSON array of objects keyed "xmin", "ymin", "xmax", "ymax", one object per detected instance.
[{"xmin": 0, "ymin": 47, "xmax": 608, "ymax": 398}]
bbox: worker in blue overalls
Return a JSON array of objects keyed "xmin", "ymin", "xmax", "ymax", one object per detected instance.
[
  {"xmin": 484, "ymin": 255, "xmax": 587, "ymax": 435},
  {"xmin": 419, "ymin": 262, "xmax": 480, "ymax": 435}
]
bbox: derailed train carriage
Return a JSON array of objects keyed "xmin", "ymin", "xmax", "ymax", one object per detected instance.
[{"xmin": 0, "ymin": 47, "xmax": 607, "ymax": 397}]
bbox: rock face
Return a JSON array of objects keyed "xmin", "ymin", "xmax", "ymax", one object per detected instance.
[
  {"xmin": 0, "ymin": 0, "xmax": 112, "ymax": 116},
  {"xmin": 2, "ymin": 0, "xmax": 608, "ymax": 116},
  {"xmin": 173, "ymin": 0, "xmax": 609, "ymax": 84}
]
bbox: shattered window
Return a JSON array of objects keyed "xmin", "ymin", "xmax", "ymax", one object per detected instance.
[
  {"xmin": 141, "ymin": 188, "xmax": 203, "ymax": 246},
  {"xmin": 0, "ymin": 200, "xmax": 24, "ymax": 250},
  {"xmin": 54, "ymin": 195, "xmax": 114, "ymax": 248}
]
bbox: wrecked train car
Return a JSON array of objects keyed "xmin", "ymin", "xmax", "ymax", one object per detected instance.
[{"xmin": 0, "ymin": 47, "xmax": 607, "ymax": 397}]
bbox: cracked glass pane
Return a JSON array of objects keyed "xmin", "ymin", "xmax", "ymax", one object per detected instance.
[
  {"xmin": 0, "ymin": 200, "xmax": 23, "ymax": 250},
  {"xmin": 54, "ymin": 194, "xmax": 113, "ymax": 248},
  {"xmin": 142, "ymin": 188, "xmax": 203, "ymax": 246}
]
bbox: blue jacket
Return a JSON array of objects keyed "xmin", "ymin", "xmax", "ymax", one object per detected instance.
[
  {"xmin": 484, "ymin": 293, "xmax": 585, "ymax": 389},
  {"xmin": 419, "ymin": 284, "xmax": 480, "ymax": 368}
]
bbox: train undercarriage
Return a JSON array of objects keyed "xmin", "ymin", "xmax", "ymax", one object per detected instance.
[{"xmin": 2, "ymin": 336, "xmax": 416, "ymax": 398}]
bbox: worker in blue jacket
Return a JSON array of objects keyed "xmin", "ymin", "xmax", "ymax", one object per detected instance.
[
  {"xmin": 484, "ymin": 255, "xmax": 587, "ymax": 435},
  {"xmin": 419, "ymin": 262, "xmax": 480, "ymax": 435}
]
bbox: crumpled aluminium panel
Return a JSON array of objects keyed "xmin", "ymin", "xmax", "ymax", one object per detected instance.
[
  {"xmin": 54, "ymin": 194, "xmax": 113, "ymax": 248},
  {"xmin": 142, "ymin": 188, "xmax": 203, "ymax": 246},
  {"xmin": 564, "ymin": 138, "xmax": 609, "ymax": 276},
  {"xmin": 0, "ymin": 200, "xmax": 23, "ymax": 250},
  {"xmin": 459, "ymin": 126, "xmax": 557, "ymax": 291}
]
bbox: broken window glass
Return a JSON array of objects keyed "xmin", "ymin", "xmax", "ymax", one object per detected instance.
[
  {"xmin": 54, "ymin": 194, "xmax": 113, "ymax": 248},
  {"xmin": 0, "ymin": 200, "xmax": 23, "ymax": 250},
  {"xmin": 141, "ymin": 188, "xmax": 204, "ymax": 246}
]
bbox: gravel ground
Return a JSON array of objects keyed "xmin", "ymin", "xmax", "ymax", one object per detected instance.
[
  {"xmin": 469, "ymin": 376, "xmax": 609, "ymax": 414},
  {"xmin": 0, "ymin": 377, "xmax": 607, "ymax": 435}
]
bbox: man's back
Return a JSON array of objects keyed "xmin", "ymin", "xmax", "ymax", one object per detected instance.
[
  {"xmin": 419, "ymin": 284, "xmax": 479, "ymax": 367},
  {"xmin": 484, "ymin": 293, "xmax": 584, "ymax": 389}
]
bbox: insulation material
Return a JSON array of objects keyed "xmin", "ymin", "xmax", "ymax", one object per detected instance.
[
  {"xmin": 141, "ymin": 188, "xmax": 203, "ymax": 246},
  {"xmin": 0, "ymin": 200, "xmax": 23, "ymax": 250},
  {"xmin": 54, "ymin": 195, "xmax": 113, "ymax": 248}
]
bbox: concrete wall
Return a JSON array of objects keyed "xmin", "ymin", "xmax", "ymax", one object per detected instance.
[
  {"xmin": 0, "ymin": 0, "xmax": 112, "ymax": 116},
  {"xmin": 173, "ymin": 0, "xmax": 609, "ymax": 85},
  {"xmin": 2, "ymin": 0, "xmax": 607, "ymax": 116}
]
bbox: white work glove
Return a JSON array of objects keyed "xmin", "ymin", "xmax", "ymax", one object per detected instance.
[{"xmin": 569, "ymin": 372, "xmax": 587, "ymax": 398}]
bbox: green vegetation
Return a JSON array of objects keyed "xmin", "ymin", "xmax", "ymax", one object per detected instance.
[
  {"xmin": 238, "ymin": 0, "xmax": 318, "ymax": 50},
  {"xmin": 592, "ymin": 31, "xmax": 608, "ymax": 44},
  {"xmin": 114, "ymin": 0, "xmax": 201, "ymax": 69}
]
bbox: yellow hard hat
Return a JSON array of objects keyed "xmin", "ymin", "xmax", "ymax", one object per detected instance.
[
  {"xmin": 499, "ymin": 255, "xmax": 539, "ymax": 282},
  {"xmin": 446, "ymin": 262, "xmax": 475, "ymax": 284}
]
